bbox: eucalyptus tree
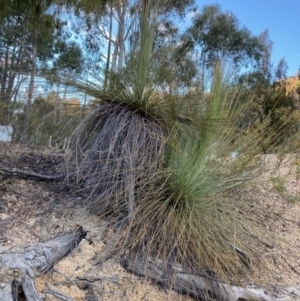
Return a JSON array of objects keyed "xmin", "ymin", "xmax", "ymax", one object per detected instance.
[
  {"xmin": 183, "ymin": 4, "xmax": 264, "ymax": 72},
  {"xmin": 0, "ymin": 0, "xmax": 70, "ymax": 141},
  {"xmin": 0, "ymin": 10, "xmax": 29, "ymax": 109},
  {"xmin": 50, "ymin": 41, "xmax": 84, "ymax": 85},
  {"xmin": 22, "ymin": 2, "xmax": 67, "ymax": 142},
  {"xmin": 151, "ymin": 21, "xmax": 197, "ymax": 93},
  {"xmin": 63, "ymin": 0, "xmax": 195, "ymax": 90},
  {"xmin": 257, "ymin": 29, "xmax": 273, "ymax": 81}
]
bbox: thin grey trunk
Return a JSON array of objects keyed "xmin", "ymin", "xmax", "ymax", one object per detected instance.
[
  {"xmin": 104, "ymin": 2, "xmax": 113, "ymax": 90},
  {"xmin": 117, "ymin": 4, "xmax": 125, "ymax": 71},
  {"xmin": 6, "ymin": 71, "xmax": 16, "ymax": 101},
  {"xmin": 111, "ymin": 29, "xmax": 119, "ymax": 72},
  {"xmin": 22, "ymin": 37, "xmax": 37, "ymax": 143},
  {"xmin": 27, "ymin": 43, "xmax": 37, "ymax": 114},
  {"xmin": 12, "ymin": 73, "xmax": 26, "ymax": 102},
  {"xmin": 111, "ymin": 0, "xmax": 126, "ymax": 72},
  {"xmin": 0, "ymin": 47, "xmax": 9, "ymax": 101}
]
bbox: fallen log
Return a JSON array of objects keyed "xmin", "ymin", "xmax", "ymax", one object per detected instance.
[
  {"xmin": 0, "ymin": 229, "xmax": 85, "ymax": 301},
  {"xmin": 0, "ymin": 164, "xmax": 63, "ymax": 180},
  {"xmin": 121, "ymin": 253, "xmax": 300, "ymax": 301}
]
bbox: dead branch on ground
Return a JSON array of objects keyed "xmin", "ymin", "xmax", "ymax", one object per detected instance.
[
  {"xmin": 0, "ymin": 229, "xmax": 85, "ymax": 301},
  {"xmin": 0, "ymin": 164, "xmax": 63, "ymax": 180},
  {"xmin": 121, "ymin": 253, "xmax": 300, "ymax": 301}
]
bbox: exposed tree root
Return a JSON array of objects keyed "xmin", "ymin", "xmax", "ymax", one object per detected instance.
[{"xmin": 0, "ymin": 229, "xmax": 85, "ymax": 301}]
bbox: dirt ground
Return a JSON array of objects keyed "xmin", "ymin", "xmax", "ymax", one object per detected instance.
[{"xmin": 0, "ymin": 141, "xmax": 300, "ymax": 301}]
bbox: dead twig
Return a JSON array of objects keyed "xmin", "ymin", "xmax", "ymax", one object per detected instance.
[
  {"xmin": 43, "ymin": 283, "xmax": 75, "ymax": 301},
  {"xmin": 77, "ymin": 274, "xmax": 119, "ymax": 284}
]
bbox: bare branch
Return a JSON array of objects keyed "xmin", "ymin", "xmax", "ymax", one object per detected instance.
[
  {"xmin": 43, "ymin": 284, "xmax": 75, "ymax": 301},
  {"xmin": 97, "ymin": 24, "xmax": 115, "ymax": 44}
]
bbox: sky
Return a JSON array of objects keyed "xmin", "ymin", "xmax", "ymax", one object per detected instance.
[{"xmin": 195, "ymin": 0, "xmax": 300, "ymax": 76}]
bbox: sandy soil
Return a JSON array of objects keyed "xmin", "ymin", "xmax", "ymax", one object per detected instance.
[{"xmin": 0, "ymin": 141, "xmax": 300, "ymax": 301}]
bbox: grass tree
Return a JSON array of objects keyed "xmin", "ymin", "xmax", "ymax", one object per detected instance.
[{"xmin": 65, "ymin": 1, "xmax": 299, "ymax": 299}]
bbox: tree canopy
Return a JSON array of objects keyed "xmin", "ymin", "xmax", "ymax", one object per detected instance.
[
  {"xmin": 183, "ymin": 4, "xmax": 264, "ymax": 69},
  {"xmin": 0, "ymin": 0, "xmax": 298, "ymax": 143}
]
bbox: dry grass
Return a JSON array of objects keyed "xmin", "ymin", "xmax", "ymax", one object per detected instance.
[{"xmin": 66, "ymin": 102, "xmax": 165, "ymax": 218}]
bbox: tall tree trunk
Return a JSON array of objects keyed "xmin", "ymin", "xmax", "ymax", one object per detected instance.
[
  {"xmin": 111, "ymin": 28, "xmax": 119, "ymax": 72},
  {"xmin": 117, "ymin": 2, "xmax": 125, "ymax": 71},
  {"xmin": 6, "ymin": 71, "xmax": 16, "ymax": 102},
  {"xmin": 111, "ymin": 0, "xmax": 126, "ymax": 72},
  {"xmin": 22, "ymin": 36, "xmax": 37, "ymax": 143},
  {"xmin": 0, "ymin": 47, "xmax": 9, "ymax": 102},
  {"xmin": 103, "ymin": 1, "xmax": 113, "ymax": 90}
]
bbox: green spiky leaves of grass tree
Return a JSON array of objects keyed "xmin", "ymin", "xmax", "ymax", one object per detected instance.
[
  {"xmin": 123, "ymin": 64, "xmax": 277, "ymax": 285},
  {"xmin": 66, "ymin": 63, "xmax": 300, "ymax": 297}
]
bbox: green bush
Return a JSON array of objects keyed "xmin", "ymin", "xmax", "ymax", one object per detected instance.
[{"xmin": 13, "ymin": 93, "xmax": 84, "ymax": 147}]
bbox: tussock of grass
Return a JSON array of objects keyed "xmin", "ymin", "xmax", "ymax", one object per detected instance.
[
  {"xmin": 66, "ymin": 102, "xmax": 165, "ymax": 217},
  {"xmin": 65, "ymin": 64, "xmax": 300, "ymax": 299}
]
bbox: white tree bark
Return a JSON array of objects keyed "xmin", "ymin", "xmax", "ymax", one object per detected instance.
[
  {"xmin": 121, "ymin": 253, "xmax": 300, "ymax": 301},
  {"xmin": 0, "ymin": 230, "xmax": 85, "ymax": 301}
]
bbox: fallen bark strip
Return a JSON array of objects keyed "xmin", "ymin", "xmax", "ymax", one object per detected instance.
[
  {"xmin": 121, "ymin": 253, "xmax": 300, "ymax": 301},
  {"xmin": 0, "ymin": 229, "xmax": 85, "ymax": 301},
  {"xmin": 0, "ymin": 164, "xmax": 63, "ymax": 180}
]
